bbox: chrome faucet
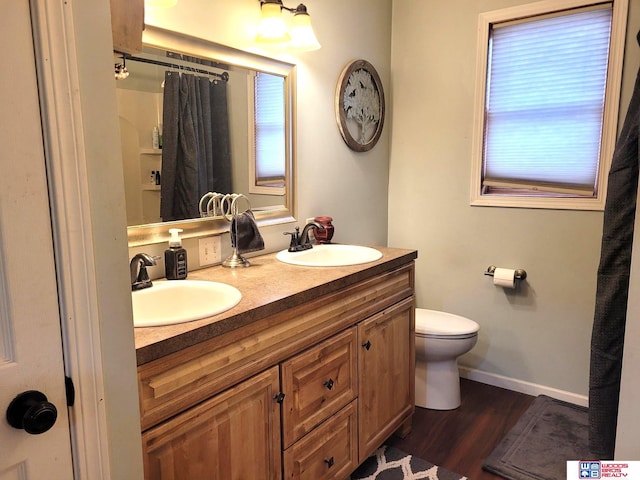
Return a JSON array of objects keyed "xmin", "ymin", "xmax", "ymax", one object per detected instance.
[
  {"xmin": 130, "ymin": 253, "xmax": 157, "ymax": 291},
  {"xmin": 284, "ymin": 221, "xmax": 325, "ymax": 252}
]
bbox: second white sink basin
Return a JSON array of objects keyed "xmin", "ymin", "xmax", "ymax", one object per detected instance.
[
  {"xmin": 276, "ymin": 244, "xmax": 382, "ymax": 267},
  {"xmin": 132, "ymin": 280, "xmax": 242, "ymax": 327}
]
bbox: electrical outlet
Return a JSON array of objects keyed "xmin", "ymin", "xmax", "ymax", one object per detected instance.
[
  {"xmin": 305, "ymin": 217, "xmax": 315, "ymax": 224},
  {"xmin": 199, "ymin": 236, "xmax": 221, "ymax": 266}
]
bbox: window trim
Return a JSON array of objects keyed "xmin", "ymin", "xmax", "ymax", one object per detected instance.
[
  {"xmin": 469, "ymin": 0, "xmax": 629, "ymax": 210},
  {"xmin": 248, "ymin": 71, "xmax": 287, "ymax": 196}
]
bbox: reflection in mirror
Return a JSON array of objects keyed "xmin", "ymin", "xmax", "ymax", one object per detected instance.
[{"xmin": 118, "ymin": 26, "xmax": 296, "ymax": 246}]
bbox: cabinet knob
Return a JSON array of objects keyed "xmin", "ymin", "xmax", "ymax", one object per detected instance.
[
  {"xmin": 324, "ymin": 456, "xmax": 334, "ymax": 468},
  {"xmin": 323, "ymin": 378, "xmax": 334, "ymax": 390},
  {"xmin": 273, "ymin": 392, "xmax": 286, "ymax": 404},
  {"xmin": 362, "ymin": 340, "xmax": 372, "ymax": 350}
]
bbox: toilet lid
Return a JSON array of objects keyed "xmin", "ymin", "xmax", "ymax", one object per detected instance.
[{"xmin": 415, "ymin": 309, "xmax": 480, "ymax": 336}]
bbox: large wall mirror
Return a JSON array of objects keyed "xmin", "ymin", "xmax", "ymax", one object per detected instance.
[{"xmin": 118, "ymin": 26, "xmax": 296, "ymax": 246}]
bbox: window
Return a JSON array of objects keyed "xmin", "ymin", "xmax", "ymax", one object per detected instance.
[
  {"xmin": 249, "ymin": 71, "xmax": 287, "ymax": 195},
  {"xmin": 470, "ymin": 0, "xmax": 628, "ymax": 210}
]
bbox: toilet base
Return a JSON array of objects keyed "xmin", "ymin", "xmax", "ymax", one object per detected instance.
[{"xmin": 415, "ymin": 358, "xmax": 461, "ymax": 410}]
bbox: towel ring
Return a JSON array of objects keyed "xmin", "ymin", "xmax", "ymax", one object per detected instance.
[
  {"xmin": 199, "ymin": 192, "xmax": 224, "ymax": 217},
  {"xmin": 221, "ymin": 193, "xmax": 251, "ymax": 221},
  {"xmin": 220, "ymin": 194, "xmax": 235, "ymax": 221},
  {"xmin": 206, "ymin": 193, "xmax": 225, "ymax": 217},
  {"xmin": 230, "ymin": 194, "xmax": 250, "ymax": 217},
  {"xmin": 199, "ymin": 192, "xmax": 214, "ymax": 217}
]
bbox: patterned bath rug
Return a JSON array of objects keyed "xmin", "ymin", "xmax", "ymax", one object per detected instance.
[{"xmin": 351, "ymin": 445, "xmax": 468, "ymax": 480}]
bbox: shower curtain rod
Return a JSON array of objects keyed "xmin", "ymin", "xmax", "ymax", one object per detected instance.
[{"xmin": 125, "ymin": 55, "xmax": 229, "ymax": 82}]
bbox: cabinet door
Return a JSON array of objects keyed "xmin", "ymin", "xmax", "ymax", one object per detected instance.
[
  {"xmin": 358, "ymin": 297, "xmax": 415, "ymax": 462},
  {"xmin": 142, "ymin": 367, "xmax": 282, "ymax": 480}
]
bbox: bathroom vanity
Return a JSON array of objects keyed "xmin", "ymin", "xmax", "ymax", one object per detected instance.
[{"xmin": 134, "ymin": 246, "xmax": 417, "ymax": 480}]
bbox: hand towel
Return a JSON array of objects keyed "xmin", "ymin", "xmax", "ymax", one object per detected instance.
[{"xmin": 231, "ymin": 210, "xmax": 265, "ymax": 254}]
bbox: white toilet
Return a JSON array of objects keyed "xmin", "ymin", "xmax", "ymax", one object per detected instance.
[{"xmin": 415, "ymin": 308, "xmax": 480, "ymax": 410}]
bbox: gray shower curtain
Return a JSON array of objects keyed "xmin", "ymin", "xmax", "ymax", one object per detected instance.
[
  {"xmin": 589, "ymin": 31, "xmax": 640, "ymax": 460},
  {"xmin": 160, "ymin": 71, "xmax": 232, "ymax": 222}
]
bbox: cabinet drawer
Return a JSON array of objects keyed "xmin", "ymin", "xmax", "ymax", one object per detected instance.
[
  {"xmin": 283, "ymin": 401, "xmax": 358, "ymax": 480},
  {"xmin": 281, "ymin": 328, "xmax": 357, "ymax": 448}
]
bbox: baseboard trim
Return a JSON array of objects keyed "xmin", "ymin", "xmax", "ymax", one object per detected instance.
[{"xmin": 459, "ymin": 366, "xmax": 588, "ymax": 407}]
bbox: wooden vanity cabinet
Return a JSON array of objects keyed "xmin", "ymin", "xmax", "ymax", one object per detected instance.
[{"xmin": 137, "ymin": 261, "xmax": 415, "ymax": 480}]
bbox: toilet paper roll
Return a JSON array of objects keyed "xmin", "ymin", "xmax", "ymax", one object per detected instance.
[{"xmin": 493, "ymin": 268, "xmax": 516, "ymax": 288}]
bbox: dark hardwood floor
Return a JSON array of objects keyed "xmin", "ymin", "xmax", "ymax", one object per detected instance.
[{"xmin": 387, "ymin": 378, "xmax": 535, "ymax": 480}]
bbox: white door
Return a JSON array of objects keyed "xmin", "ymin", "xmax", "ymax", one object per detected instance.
[{"xmin": 0, "ymin": 1, "xmax": 75, "ymax": 478}]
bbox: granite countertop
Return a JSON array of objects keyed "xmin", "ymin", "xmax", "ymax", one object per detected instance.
[{"xmin": 134, "ymin": 246, "xmax": 418, "ymax": 366}]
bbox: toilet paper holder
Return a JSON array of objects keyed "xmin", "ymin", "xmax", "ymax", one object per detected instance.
[{"xmin": 484, "ymin": 265, "xmax": 527, "ymax": 280}]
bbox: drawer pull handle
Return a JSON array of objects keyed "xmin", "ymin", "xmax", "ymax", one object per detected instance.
[
  {"xmin": 324, "ymin": 457, "xmax": 334, "ymax": 468},
  {"xmin": 274, "ymin": 392, "xmax": 286, "ymax": 404},
  {"xmin": 362, "ymin": 340, "xmax": 372, "ymax": 350},
  {"xmin": 323, "ymin": 378, "xmax": 334, "ymax": 390}
]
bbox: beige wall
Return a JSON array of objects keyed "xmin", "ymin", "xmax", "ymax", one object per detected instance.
[
  {"xmin": 389, "ymin": 0, "xmax": 640, "ymax": 400},
  {"xmin": 144, "ymin": 0, "xmax": 393, "ymax": 250}
]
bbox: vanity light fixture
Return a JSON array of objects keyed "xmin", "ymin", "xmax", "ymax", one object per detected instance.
[
  {"xmin": 256, "ymin": 0, "xmax": 321, "ymax": 51},
  {"xmin": 145, "ymin": 0, "xmax": 178, "ymax": 6}
]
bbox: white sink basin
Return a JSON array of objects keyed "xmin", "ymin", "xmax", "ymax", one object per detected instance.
[
  {"xmin": 132, "ymin": 280, "xmax": 242, "ymax": 327},
  {"xmin": 276, "ymin": 244, "xmax": 382, "ymax": 267}
]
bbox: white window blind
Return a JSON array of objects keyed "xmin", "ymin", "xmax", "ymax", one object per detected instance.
[
  {"xmin": 254, "ymin": 72, "xmax": 286, "ymax": 184},
  {"xmin": 483, "ymin": 5, "xmax": 612, "ymax": 196}
]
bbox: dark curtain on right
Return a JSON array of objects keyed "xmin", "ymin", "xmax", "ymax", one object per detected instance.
[
  {"xmin": 589, "ymin": 31, "xmax": 640, "ymax": 460},
  {"xmin": 160, "ymin": 71, "xmax": 233, "ymax": 222}
]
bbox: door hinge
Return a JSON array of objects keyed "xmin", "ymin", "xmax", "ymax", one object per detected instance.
[{"xmin": 65, "ymin": 376, "xmax": 75, "ymax": 407}]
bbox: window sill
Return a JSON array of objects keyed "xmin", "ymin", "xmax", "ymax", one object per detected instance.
[{"xmin": 470, "ymin": 194, "xmax": 605, "ymax": 211}]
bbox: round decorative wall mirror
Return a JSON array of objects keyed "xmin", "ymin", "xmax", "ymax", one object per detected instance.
[{"xmin": 335, "ymin": 59, "xmax": 385, "ymax": 152}]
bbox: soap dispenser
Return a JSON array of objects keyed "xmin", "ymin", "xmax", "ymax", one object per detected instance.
[{"xmin": 165, "ymin": 228, "xmax": 188, "ymax": 280}]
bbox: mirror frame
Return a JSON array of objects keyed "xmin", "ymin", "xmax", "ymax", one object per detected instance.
[{"xmin": 126, "ymin": 26, "xmax": 296, "ymax": 247}]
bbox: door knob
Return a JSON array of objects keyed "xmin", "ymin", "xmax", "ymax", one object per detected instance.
[{"xmin": 6, "ymin": 390, "xmax": 58, "ymax": 435}]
